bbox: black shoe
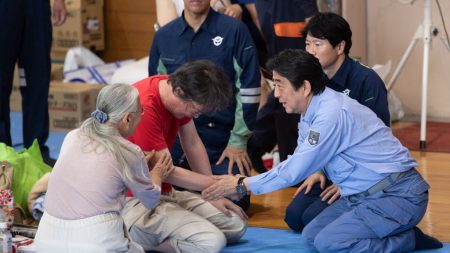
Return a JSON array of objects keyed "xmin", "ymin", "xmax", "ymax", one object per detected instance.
[
  {"xmin": 42, "ymin": 154, "xmax": 56, "ymax": 167},
  {"xmin": 40, "ymin": 145, "xmax": 56, "ymax": 167},
  {"xmin": 414, "ymin": 227, "xmax": 443, "ymax": 250}
]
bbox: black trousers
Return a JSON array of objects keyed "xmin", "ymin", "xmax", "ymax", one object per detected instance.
[
  {"xmin": 284, "ymin": 179, "xmax": 333, "ymax": 232},
  {"xmin": 0, "ymin": 0, "xmax": 52, "ymax": 155}
]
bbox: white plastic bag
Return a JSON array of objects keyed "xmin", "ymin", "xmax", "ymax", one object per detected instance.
[
  {"xmin": 63, "ymin": 60, "xmax": 135, "ymax": 84},
  {"xmin": 110, "ymin": 57, "xmax": 149, "ymax": 85},
  {"xmin": 63, "ymin": 46, "xmax": 104, "ymax": 73},
  {"xmin": 372, "ymin": 60, "xmax": 405, "ymax": 121},
  {"xmin": 388, "ymin": 91, "xmax": 405, "ymax": 121}
]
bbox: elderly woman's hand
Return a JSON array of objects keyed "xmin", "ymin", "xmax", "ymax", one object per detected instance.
[{"xmin": 150, "ymin": 152, "xmax": 174, "ymax": 186}]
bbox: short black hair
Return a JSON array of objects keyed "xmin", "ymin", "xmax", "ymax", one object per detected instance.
[
  {"xmin": 266, "ymin": 49, "xmax": 326, "ymax": 95},
  {"xmin": 303, "ymin": 12, "xmax": 352, "ymax": 55},
  {"xmin": 168, "ymin": 60, "xmax": 231, "ymax": 111}
]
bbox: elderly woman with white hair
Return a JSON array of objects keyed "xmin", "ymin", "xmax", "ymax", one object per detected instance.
[{"xmin": 35, "ymin": 83, "xmax": 173, "ymax": 253}]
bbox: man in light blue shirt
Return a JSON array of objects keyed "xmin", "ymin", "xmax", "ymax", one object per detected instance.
[
  {"xmin": 285, "ymin": 12, "xmax": 391, "ymax": 232},
  {"xmin": 203, "ymin": 49, "xmax": 442, "ymax": 252}
]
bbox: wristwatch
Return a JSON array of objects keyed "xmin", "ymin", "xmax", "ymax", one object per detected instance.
[{"xmin": 236, "ymin": 176, "xmax": 248, "ymax": 199}]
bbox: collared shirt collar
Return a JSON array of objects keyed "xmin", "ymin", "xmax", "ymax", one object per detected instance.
[
  {"xmin": 329, "ymin": 56, "xmax": 353, "ymax": 89},
  {"xmin": 177, "ymin": 8, "xmax": 218, "ymax": 37},
  {"xmin": 302, "ymin": 87, "xmax": 328, "ymax": 123}
]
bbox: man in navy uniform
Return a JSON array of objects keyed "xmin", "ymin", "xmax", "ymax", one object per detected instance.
[
  {"xmin": 248, "ymin": 0, "xmax": 318, "ymax": 173},
  {"xmin": 149, "ymin": 0, "xmax": 260, "ymax": 210},
  {"xmin": 0, "ymin": 0, "xmax": 67, "ymax": 165},
  {"xmin": 203, "ymin": 49, "xmax": 442, "ymax": 252}
]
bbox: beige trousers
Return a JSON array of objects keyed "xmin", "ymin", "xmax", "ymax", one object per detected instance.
[
  {"xmin": 35, "ymin": 212, "xmax": 144, "ymax": 253},
  {"xmin": 121, "ymin": 190, "xmax": 246, "ymax": 253}
]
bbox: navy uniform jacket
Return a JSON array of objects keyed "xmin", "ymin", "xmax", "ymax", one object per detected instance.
[
  {"xmin": 255, "ymin": 0, "xmax": 318, "ymax": 58},
  {"xmin": 328, "ymin": 56, "xmax": 390, "ymax": 126},
  {"xmin": 248, "ymin": 87, "xmax": 416, "ymax": 196},
  {"xmin": 149, "ymin": 9, "xmax": 260, "ymax": 150},
  {"xmin": 0, "ymin": 0, "xmax": 52, "ymax": 153},
  {"xmin": 249, "ymin": 0, "xmax": 317, "ymax": 163}
]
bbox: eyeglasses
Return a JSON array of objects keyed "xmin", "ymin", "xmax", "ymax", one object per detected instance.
[
  {"xmin": 185, "ymin": 101, "xmax": 204, "ymax": 118},
  {"xmin": 131, "ymin": 106, "xmax": 145, "ymax": 115}
]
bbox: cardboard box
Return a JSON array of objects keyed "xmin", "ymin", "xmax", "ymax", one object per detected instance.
[
  {"xmin": 10, "ymin": 84, "xmax": 21, "ymax": 112},
  {"xmin": 9, "ymin": 64, "xmax": 65, "ymax": 112},
  {"xmin": 10, "ymin": 65, "xmax": 21, "ymax": 112},
  {"xmin": 52, "ymin": 0, "xmax": 104, "ymax": 52},
  {"xmin": 51, "ymin": 50, "xmax": 67, "ymax": 64},
  {"xmin": 51, "ymin": 64, "xmax": 64, "ymax": 81},
  {"xmin": 48, "ymin": 82, "xmax": 103, "ymax": 132}
]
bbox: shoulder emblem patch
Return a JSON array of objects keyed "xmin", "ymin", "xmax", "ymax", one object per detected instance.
[
  {"xmin": 342, "ymin": 89, "xmax": 351, "ymax": 96},
  {"xmin": 308, "ymin": 130, "xmax": 320, "ymax": 145}
]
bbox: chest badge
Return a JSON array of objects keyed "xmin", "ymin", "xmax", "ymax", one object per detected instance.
[
  {"xmin": 308, "ymin": 130, "xmax": 320, "ymax": 145},
  {"xmin": 342, "ymin": 89, "xmax": 351, "ymax": 96},
  {"xmin": 212, "ymin": 36, "xmax": 224, "ymax": 46}
]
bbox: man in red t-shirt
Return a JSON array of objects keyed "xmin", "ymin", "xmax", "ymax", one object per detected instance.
[{"xmin": 122, "ymin": 60, "xmax": 248, "ymax": 253}]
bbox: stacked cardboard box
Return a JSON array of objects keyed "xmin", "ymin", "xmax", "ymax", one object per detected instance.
[
  {"xmin": 51, "ymin": 0, "xmax": 105, "ymax": 62},
  {"xmin": 9, "ymin": 66, "xmax": 21, "ymax": 112},
  {"xmin": 48, "ymin": 82, "xmax": 103, "ymax": 132},
  {"xmin": 9, "ymin": 71, "xmax": 103, "ymax": 132}
]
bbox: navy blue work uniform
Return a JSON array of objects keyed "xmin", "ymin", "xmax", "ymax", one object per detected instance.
[
  {"xmin": 285, "ymin": 56, "xmax": 391, "ymax": 232},
  {"xmin": 326, "ymin": 57, "xmax": 390, "ymax": 126},
  {"xmin": 248, "ymin": 0, "xmax": 318, "ymax": 172},
  {"xmin": 149, "ymin": 9, "xmax": 260, "ymax": 210},
  {"xmin": 230, "ymin": 0, "xmax": 268, "ymax": 66},
  {"xmin": 248, "ymin": 87, "xmax": 428, "ymax": 252},
  {"xmin": 0, "ymin": 0, "xmax": 52, "ymax": 155},
  {"xmin": 255, "ymin": 0, "xmax": 318, "ymax": 58}
]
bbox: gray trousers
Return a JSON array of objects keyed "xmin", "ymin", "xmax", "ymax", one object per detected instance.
[{"xmin": 122, "ymin": 189, "xmax": 246, "ymax": 253}]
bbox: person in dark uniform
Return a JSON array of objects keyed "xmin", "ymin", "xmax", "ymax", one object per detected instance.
[
  {"xmin": 149, "ymin": 0, "xmax": 260, "ymax": 211},
  {"xmin": 284, "ymin": 12, "xmax": 390, "ymax": 232},
  {"xmin": 230, "ymin": 0, "xmax": 268, "ymax": 66},
  {"xmin": 0, "ymin": 0, "xmax": 67, "ymax": 165},
  {"xmin": 248, "ymin": 0, "xmax": 318, "ymax": 173},
  {"xmin": 203, "ymin": 49, "xmax": 443, "ymax": 252}
]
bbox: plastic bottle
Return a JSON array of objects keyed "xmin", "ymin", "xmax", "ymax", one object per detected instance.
[
  {"xmin": 272, "ymin": 151, "xmax": 280, "ymax": 167},
  {"xmin": 0, "ymin": 222, "xmax": 12, "ymax": 253}
]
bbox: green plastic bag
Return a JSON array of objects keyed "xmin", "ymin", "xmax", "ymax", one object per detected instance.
[{"xmin": 0, "ymin": 140, "xmax": 52, "ymax": 218}]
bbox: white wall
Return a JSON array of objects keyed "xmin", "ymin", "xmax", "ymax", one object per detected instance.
[
  {"xmin": 366, "ymin": 0, "xmax": 450, "ymax": 121},
  {"xmin": 342, "ymin": 0, "xmax": 367, "ymax": 63}
]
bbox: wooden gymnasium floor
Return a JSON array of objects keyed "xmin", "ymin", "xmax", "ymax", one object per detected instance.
[{"xmin": 247, "ymin": 122, "xmax": 450, "ymax": 243}]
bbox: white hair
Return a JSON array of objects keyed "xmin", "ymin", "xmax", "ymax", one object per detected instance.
[{"xmin": 79, "ymin": 83, "xmax": 141, "ymax": 182}]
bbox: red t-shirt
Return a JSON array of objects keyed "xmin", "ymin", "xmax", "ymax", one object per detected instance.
[{"xmin": 128, "ymin": 75, "xmax": 191, "ymax": 193}]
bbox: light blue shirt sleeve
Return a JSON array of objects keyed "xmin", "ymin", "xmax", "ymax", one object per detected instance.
[
  {"xmin": 248, "ymin": 88, "xmax": 417, "ymax": 196},
  {"xmin": 248, "ymin": 99, "xmax": 343, "ymax": 195}
]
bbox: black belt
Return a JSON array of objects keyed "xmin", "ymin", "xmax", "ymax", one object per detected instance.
[{"xmin": 349, "ymin": 170, "xmax": 410, "ymax": 199}]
